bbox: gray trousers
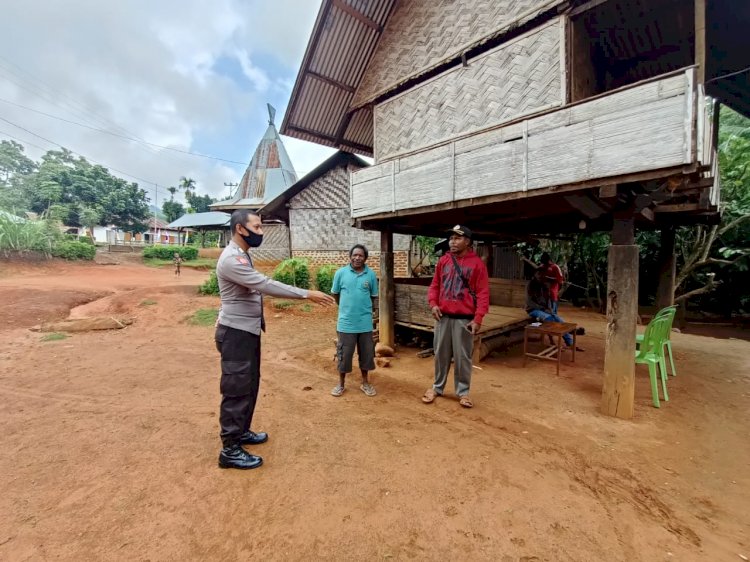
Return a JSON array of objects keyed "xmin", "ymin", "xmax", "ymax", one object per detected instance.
[{"xmin": 433, "ymin": 316, "xmax": 473, "ymax": 397}]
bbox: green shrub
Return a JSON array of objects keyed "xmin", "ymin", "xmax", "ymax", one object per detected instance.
[
  {"xmin": 199, "ymin": 271, "xmax": 219, "ymax": 295},
  {"xmin": 273, "ymin": 300, "xmax": 293, "ymax": 310},
  {"xmin": 51, "ymin": 240, "xmax": 96, "ymax": 260},
  {"xmin": 272, "ymin": 258, "xmax": 310, "ymax": 289},
  {"xmin": 0, "ymin": 214, "xmax": 60, "ymax": 255},
  {"xmin": 142, "ymin": 245, "xmax": 198, "ymax": 260},
  {"xmin": 77, "ymin": 236, "xmax": 95, "ymax": 246},
  {"xmin": 315, "ymin": 264, "xmax": 339, "ymax": 295}
]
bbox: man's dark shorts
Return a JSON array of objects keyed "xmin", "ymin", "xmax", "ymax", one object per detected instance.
[{"xmin": 336, "ymin": 331, "xmax": 376, "ymax": 373}]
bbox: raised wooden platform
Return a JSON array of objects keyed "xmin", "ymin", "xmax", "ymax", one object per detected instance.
[{"xmin": 393, "ymin": 279, "xmax": 529, "ymax": 362}]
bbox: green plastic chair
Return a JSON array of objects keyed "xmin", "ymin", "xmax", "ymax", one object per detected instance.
[
  {"xmin": 636, "ymin": 306, "xmax": 677, "ymax": 376},
  {"xmin": 635, "ymin": 316, "xmax": 671, "ymax": 408}
]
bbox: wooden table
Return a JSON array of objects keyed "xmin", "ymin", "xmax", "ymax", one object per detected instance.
[{"xmin": 523, "ymin": 322, "xmax": 577, "ymax": 375}]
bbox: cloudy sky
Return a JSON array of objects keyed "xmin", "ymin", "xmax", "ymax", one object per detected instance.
[{"xmin": 0, "ymin": 0, "xmax": 337, "ymax": 205}]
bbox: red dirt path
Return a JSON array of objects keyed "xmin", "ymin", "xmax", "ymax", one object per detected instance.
[{"xmin": 0, "ymin": 260, "xmax": 748, "ymax": 561}]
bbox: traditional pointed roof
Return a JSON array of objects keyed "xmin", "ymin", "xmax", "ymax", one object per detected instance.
[{"xmin": 211, "ymin": 104, "xmax": 298, "ymax": 212}]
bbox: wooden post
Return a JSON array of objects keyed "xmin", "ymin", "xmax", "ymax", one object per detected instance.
[
  {"xmin": 695, "ymin": 0, "xmax": 706, "ymax": 84},
  {"xmin": 601, "ymin": 216, "xmax": 639, "ymax": 419},
  {"xmin": 655, "ymin": 227, "xmax": 676, "ymax": 310},
  {"xmin": 379, "ymin": 230, "xmax": 395, "ymax": 348}
]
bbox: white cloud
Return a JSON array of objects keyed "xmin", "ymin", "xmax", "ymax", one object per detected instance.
[{"xmin": 0, "ymin": 0, "xmax": 331, "ymax": 207}]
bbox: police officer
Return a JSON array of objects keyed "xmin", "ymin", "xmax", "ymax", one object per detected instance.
[{"xmin": 215, "ymin": 209, "xmax": 335, "ymax": 469}]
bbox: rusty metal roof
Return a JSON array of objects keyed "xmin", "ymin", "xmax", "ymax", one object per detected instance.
[
  {"xmin": 280, "ymin": 0, "xmax": 397, "ymax": 156},
  {"xmin": 211, "ymin": 104, "xmax": 298, "ymax": 211}
]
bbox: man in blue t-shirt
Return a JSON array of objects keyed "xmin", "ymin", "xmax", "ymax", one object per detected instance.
[{"xmin": 330, "ymin": 244, "xmax": 379, "ymax": 397}]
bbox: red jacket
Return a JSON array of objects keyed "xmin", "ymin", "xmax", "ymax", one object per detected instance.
[
  {"xmin": 542, "ymin": 262, "xmax": 564, "ymax": 301},
  {"xmin": 428, "ymin": 250, "xmax": 490, "ymax": 324}
]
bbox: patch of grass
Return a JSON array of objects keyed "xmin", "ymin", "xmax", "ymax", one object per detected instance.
[
  {"xmin": 299, "ymin": 303, "xmax": 313, "ymax": 313},
  {"xmin": 140, "ymin": 299, "xmax": 157, "ymax": 306},
  {"xmin": 273, "ymin": 300, "xmax": 293, "ymax": 310},
  {"xmin": 41, "ymin": 332, "xmax": 68, "ymax": 342},
  {"xmin": 187, "ymin": 308, "xmax": 219, "ymax": 326}
]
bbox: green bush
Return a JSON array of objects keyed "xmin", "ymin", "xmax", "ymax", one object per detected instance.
[
  {"xmin": 77, "ymin": 235, "xmax": 95, "ymax": 246},
  {"xmin": 199, "ymin": 271, "xmax": 219, "ymax": 295},
  {"xmin": 0, "ymin": 214, "xmax": 60, "ymax": 255},
  {"xmin": 51, "ymin": 240, "xmax": 96, "ymax": 260},
  {"xmin": 315, "ymin": 264, "xmax": 339, "ymax": 295},
  {"xmin": 272, "ymin": 258, "xmax": 310, "ymax": 289},
  {"xmin": 142, "ymin": 245, "xmax": 198, "ymax": 260}
]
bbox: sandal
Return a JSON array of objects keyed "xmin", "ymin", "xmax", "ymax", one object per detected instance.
[
  {"xmin": 421, "ymin": 388, "xmax": 437, "ymax": 404},
  {"xmin": 360, "ymin": 383, "xmax": 377, "ymax": 397},
  {"xmin": 459, "ymin": 396, "xmax": 474, "ymax": 408},
  {"xmin": 331, "ymin": 385, "xmax": 345, "ymax": 397}
]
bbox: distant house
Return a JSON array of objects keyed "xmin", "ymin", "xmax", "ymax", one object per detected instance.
[
  {"xmin": 66, "ymin": 218, "xmax": 189, "ymax": 245},
  {"xmin": 259, "ymin": 151, "xmax": 411, "ymax": 277},
  {"xmin": 261, "ymin": 151, "xmax": 412, "ymax": 276}
]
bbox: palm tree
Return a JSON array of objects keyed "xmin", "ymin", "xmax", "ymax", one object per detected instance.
[
  {"xmin": 168, "ymin": 186, "xmax": 177, "ymax": 201},
  {"xmin": 179, "ymin": 176, "xmax": 196, "ymax": 200}
]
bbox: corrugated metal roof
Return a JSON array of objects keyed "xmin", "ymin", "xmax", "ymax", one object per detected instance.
[
  {"xmin": 211, "ymin": 104, "xmax": 298, "ymax": 211},
  {"xmin": 281, "ymin": 0, "xmax": 398, "ymax": 156},
  {"xmin": 168, "ymin": 212, "xmax": 230, "ymax": 229}
]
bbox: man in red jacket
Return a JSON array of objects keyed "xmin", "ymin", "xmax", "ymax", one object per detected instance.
[
  {"xmin": 421, "ymin": 225, "xmax": 490, "ymax": 408},
  {"xmin": 540, "ymin": 252, "xmax": 564, "ymax": 314}
]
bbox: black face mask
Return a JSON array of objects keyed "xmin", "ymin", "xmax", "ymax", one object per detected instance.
[{"xmin": 240, "ymin": 228, "xmax": 263, "ymax": 248}]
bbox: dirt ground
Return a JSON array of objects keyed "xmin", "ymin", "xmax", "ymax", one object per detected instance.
[{"xmin": 0, "ymin": 258, "xmax": 748, "ymax": 561}]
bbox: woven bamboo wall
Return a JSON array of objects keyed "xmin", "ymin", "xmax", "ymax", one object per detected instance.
[
  {"xmin": 249, "ymin": 223, "xmax": 290, "ymax": 264},
  {"xmin": 352, "ymin": 0, "xmax": 558, "ymax": 108},
  {"xmin": 289, "ymin": 163, "xmax": 410, "ymax": 252},
  {"xmin": 374, "ymin": 21, "xmax": 562, "ymax": 161},
  {"xmin": 352, "ymin": 71, "xmax": 695, "ymax": 218}
]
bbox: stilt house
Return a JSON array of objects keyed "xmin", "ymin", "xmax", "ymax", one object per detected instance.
[{"xmin": 282, "ymin": 0, "xmax": 750, "ymax": 418}]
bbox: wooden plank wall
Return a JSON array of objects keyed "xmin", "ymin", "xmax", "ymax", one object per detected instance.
[
  {"xmin": 352, "ymin": 70, "xmax": 695, "ymax": 219},
  {"xmin": 394, "ymin": 279, "xmax": 527, "ymax": 325}
]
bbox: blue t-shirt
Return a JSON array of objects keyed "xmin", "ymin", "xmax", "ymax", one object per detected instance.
[{"xmin": 331, "ymin": 265, "xmax": 378, "ymax": 333}]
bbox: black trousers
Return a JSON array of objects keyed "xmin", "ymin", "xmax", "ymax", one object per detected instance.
[{"xmin": 215, "ymin": 324, "xmax": 261, "ymax": 447}]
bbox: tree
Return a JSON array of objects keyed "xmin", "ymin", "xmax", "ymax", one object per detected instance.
[
  {"xmin": 168, "ymin": 186, "xmax": 177, "ymax": 201},
  {"xmin": 179, "ymin": 176, "xmax": 196, "ymax": 199},
  {"xmin": 18, "ymin": 149, "xmax": 149, "ymax": 230},
  {"xmin": 672, "ymin": 106, "xmax": 750, "ymax": 311},
  {"xmin": 0, "ymin": 140, "xmax": 36, "ymax": 182},
  {"xmin": 78, "ymin": 206, "xmax": 102, "ymax": 238},
  {"xmin": 162, "ymin": 200, "xmax": 185, "ymax": 223},
  {"xmin": 185, "ymin": 191, "xmax": 215, "ymax": 213}
]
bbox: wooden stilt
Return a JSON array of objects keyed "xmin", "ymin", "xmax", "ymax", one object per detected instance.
[
  {"xmin": 601, "ymin": 217, "xmax": 639, "ymax": 419},
  {"xmin": 379, "ymin": 230, "xmax": 395, "ymax": 348},
  {"xmin": 655, "ymin": 227, "xmax": 676, "ymax": 310}
]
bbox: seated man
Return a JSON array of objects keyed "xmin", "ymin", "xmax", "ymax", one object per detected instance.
[{"xmin": 526, "ymin": 268, "xmax": 574, "ymax": 348}]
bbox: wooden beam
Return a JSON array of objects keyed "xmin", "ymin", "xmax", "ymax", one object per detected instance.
[
  {"xmin": 334, "ymin": 111, "xmax": 355, "ymax": 147},
  {"xmin": 568, "ymin": 0, "xmax": 610, "ymax": 17},
  {"xmin": 654, "ymin": 203, "xmax": 701, "ymax": 213},
  {"xmin": 332, "ymin": 0, "xmax": 383, "ymax": 32},
  {"xmin": 307, "ymin": 70, "xmax": 356, "ymax": 94},
  {"xmin": 601, "ymin": 243, "xmax": 639, "ymax": 419},
  {"xmin": 379, "ymin": 230, "xmax": 395, "ymax": 348},
  {"xmin": 599, "ymin": 185, "xmax": 618, "ymax": 199},
  {"xmin": 695, "ymin": 0, "xmax": 707, "ymax": 84},
  {"xmin": 285, "ymin": 125, "xmax": 372, "ymax": 154}
]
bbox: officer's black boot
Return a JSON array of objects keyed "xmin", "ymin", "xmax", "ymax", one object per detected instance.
[
  {"xmin": 218, "ymin": 443, "xmax": 263, "ymax": 470},
  {"xmin": 239, "ymin": 430, "xmax": 268, "ymax": 445}
]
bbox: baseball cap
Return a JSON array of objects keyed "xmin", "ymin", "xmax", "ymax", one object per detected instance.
[{"xmin": 446, "ymin": 224, "xmax": 473, "ymax": 239}]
